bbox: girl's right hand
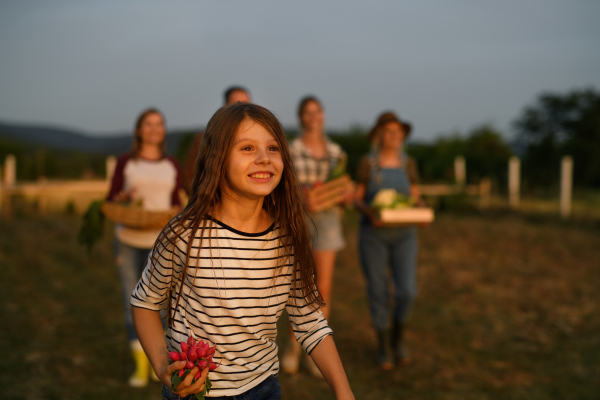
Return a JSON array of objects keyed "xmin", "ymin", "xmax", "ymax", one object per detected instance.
[{"xmin": 162, "ymin": 360, "xmax": 210, "ymax": 397}]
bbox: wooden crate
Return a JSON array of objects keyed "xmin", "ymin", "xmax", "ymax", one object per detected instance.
[
  {"xmin": 379, "ymin": 207, "xmax": 435, "ymax": 226},
  {"xmin": 306, "ymin": 175, "xmax": 353, "ymax": 212}
]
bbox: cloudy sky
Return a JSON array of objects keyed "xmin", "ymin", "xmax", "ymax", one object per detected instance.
[{"xmin": 1, "ymin": 1, "xmax": 599, "ymax": 141}]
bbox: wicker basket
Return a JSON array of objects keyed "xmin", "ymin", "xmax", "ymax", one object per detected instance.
[{"xmin": 101, "ymin": 202, "xmax": 174, "ymax": 229}]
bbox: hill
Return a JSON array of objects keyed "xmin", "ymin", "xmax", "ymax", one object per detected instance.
[{"xmin": 0, "ymin": 121, "xmax": 199, "ymax": 155}]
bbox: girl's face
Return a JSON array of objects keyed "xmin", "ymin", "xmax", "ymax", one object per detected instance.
[
  {"xmin": 379, "ymin": 122, "xmax": 405, "ymax": 151},
  {"xmin": 138, "ymin": 113, "xmax": 165, "ymax": 146},
  {"xmin": 223, "ymin": 118, "xmax": 284, "ymax": 201},
  {"xmin": 300, "ymin": 101, "xmax": 325, "ymax": 132}
]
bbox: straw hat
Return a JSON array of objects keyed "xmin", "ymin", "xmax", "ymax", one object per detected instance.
[{"xmin": 368, "ymin": 111, "xmax": 412, "ymax": 142}]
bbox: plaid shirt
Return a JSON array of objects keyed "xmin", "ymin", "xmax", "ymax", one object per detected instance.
[{"xmin": 290, "ymin": 137, "xmax": 345, "ymax": 186}]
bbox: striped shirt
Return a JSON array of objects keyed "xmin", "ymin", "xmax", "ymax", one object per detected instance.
[
  {"xmin": 290, "ymin": 137, "xmax": 345, "ymax": 186},
  {"xmin": 130, "ymin": 217, "xmax": 332, "ymax": 397}
]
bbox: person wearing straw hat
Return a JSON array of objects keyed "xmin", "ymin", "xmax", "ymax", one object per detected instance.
[{"xmin": 354, "ymin": 111, "xmax": 423, "ymax": 370}]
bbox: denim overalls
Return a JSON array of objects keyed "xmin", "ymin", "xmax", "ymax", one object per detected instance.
[{"xmin": 358, "ymin": 154, "xmax": 418, "ymax": 331}]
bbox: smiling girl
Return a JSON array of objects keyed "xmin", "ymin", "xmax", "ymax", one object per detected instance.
[{"xmin": 130, "ymin": 103, "xmax": 354, "ymax": 400}]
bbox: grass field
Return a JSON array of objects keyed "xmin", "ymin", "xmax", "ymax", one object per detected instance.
[{"xmin": 1, "ymin": 211, "xmax": 599, "ymax": 400}]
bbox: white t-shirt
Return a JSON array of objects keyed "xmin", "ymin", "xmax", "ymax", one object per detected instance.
[{"xmin": 108, "ymin": 154, "xmax": 180, "ymax": 248}]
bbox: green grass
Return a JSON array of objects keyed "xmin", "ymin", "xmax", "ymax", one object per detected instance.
[{"xmin": 1, "ymin": 211, "xmax": 599, "ymax": 399}]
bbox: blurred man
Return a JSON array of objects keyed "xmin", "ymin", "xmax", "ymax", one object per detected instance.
[{"xmin": 182, "ymin": 86, "xmax": 252, "ymax": 195}]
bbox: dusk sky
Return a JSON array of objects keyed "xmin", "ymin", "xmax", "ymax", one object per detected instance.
[{"xmin": 1, "ymin": 1, "xmax": 599, "ymax": 141}]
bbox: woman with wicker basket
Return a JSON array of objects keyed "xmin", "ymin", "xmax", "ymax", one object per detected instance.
[
  {"xmin": 106, "ymin": 108, "xmax": 182, "ymax": 387},
  {"xmin": 283, "ymin": 96, "xmax": 352, "ymax": 377}
]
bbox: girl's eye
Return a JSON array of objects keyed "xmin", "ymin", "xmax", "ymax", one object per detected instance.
[
  {"xmin": 269, "ymin": 146, "xmax": 280, "ymax": 152},
  {"xmin": 241, "ymin": 146, "xmax": 252, "ymax": 151}
]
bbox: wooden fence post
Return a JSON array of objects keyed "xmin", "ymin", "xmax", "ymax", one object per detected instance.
[
  {"xmin": 479, "ymin": 178, "xmax": 491, "ymax": 209},
  {"xmin": 106, "ymin": 156, "xmax": 116, "ymax": 183},
  {"xmin": 0, "ymin": 165, "xmax": 3, "ymax": 210},
  {"xmin": 560, "ymin": 156, "xmax": 573, "ymax": 219},
  {"xmin": 455, "ymin": 156, "xmax": 466, "ymax": 186},
  {"xmin": 4, "ymin": 154, "xmax": 16, "ymax": 186},
  {"xmin": 508, "ymin": 156, "xmax": 520, "ymax": 209}
]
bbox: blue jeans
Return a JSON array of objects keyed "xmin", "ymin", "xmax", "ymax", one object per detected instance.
[
  {"xmin": 115, "ymin": 240, "xmax": 151, "ymax": 341},
  {"xmin": 358, "ymin": 224, "xmax": 418, "ymax": 331},
  {"xmin": 161, "ymin": 374, "xmax": 281, "ymax": 400}
]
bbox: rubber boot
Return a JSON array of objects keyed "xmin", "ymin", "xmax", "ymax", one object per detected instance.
[
  {"xmin": 128, "ymin": 340, "xmax": 150, "ymax": 387},
  {"xmin": 281, "ymin": 340, "xmax": 301, "ymax": 375},
  {"xmin": 377, "ymin": 330, "xmax": 394, "ymax": 370},
  {"xmin": 392, "ymin": 322, "xmax": 411, "ymax": 365}
]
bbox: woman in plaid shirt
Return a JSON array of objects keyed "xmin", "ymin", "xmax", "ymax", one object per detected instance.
[{"xmin": 283, "ymin": 96, "xmax": 349, "ymax": 377}]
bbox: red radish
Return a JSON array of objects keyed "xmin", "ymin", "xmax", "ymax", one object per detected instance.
[
  {"xmin": 186, "ymin": 361, "xmax": 194, "ymax": 369},
  {"xmin": 206, "ymin": 347, "xmax": 216, "ymax": 357},
  {"xmin": 194, "ymin": 370, "xmax": 202, "ymax": 380},
  {"xmin": 169, "ymin": 351, "xmax": 180, "ymax": 362},
  {"xmin": 209, "ymin": 362, "xmax": 218, "ymax": 371},
  {"xmin": 178, "ymin": 368, "xmax": 185, "ymax": 377},
  {"xmin": 197, "ymin": 347, "xmax": 207, "ymax": 358},
  {"xmin": 181, "ymin": 342, "xmax": 189, "ymax": 352},
  {"xmin": 187, "ymin": 336, "xmax": 196, "ymax": 347},
  {"xmin": 197, "ymin": 359, "xmax": 207, "ymax": 370},
  {"xmin": 188, "ymin": 350, "xmax": 198, "ymax": 362},
  {"xmin": 179, "ymin": 352, "xmax": 187, "ymax": 361}
]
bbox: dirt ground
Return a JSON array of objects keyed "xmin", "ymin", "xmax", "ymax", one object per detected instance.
[{"xmin": 1, "ymin": 211, "xmax": 598, "ymax": 399}]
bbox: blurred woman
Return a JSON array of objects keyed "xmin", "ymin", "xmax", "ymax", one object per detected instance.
[
  {"xmin": 354, "ymin": 111, "xmax": 423, "ymax": 370},
  {"xmin": 107, "ymin": 108, "xmax": 182, "ymax": 387},
  {"xmin": 284, "ymin": 96, "xmax": 349, "ymax": 377}
]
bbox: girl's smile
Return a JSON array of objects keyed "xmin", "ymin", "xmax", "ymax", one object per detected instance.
[{"xmin": 248, "ymin": 171, "xmax": 275, "ymax": 182}]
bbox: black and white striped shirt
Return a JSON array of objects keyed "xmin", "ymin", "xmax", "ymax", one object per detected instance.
[{"xmin": 131, "ymin": 217, "xmax": 332, "ymax": 397}]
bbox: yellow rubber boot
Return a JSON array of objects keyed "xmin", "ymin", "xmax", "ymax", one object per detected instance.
[{"xmin": 128, "ymin": 340, "xmax": 150, "ymax": 388}]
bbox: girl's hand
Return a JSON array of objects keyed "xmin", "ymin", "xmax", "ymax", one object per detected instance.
[
  {"xmin": 160, "ymin": 360, "xmax": 185, "ymax": 386},
  {"xmin": 162, "ymin": 361, "xmax": 210, "ymax": 397},
  {"xmin": 175, "ymin": 365, "xmax": 210, "ymax": 397}
]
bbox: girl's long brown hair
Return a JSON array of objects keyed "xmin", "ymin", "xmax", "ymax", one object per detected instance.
[{"xmin": 149, "ymin": 103, "xmax": 324, "ymax": 326}]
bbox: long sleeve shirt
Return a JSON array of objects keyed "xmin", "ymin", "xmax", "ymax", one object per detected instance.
[{"xmin": 130, "ymin": 217, "xmax": 332, "ymax": 397}]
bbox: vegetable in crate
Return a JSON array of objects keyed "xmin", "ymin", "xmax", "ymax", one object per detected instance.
[
  {"xmin": 371, "ymin": 189, "xmax": 415, "ymax": 210},
  {"xmin": 169, "ymin": 336, "xmax": 219, "ymax": 400}
]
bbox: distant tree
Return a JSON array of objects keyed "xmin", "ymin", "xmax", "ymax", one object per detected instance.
[
  {"xmin": 407, "ymin": 125, "xmax": 511, "ymax": 186},
  {"xmin": 513, "ymin": 87, "xmax": 600, "ymax": 189},
  {"xmin": 464, "ymin": 125, "xmax": 512, "ymax": 186}
]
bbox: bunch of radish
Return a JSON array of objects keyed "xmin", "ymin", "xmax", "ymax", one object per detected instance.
[{"xmin": 169, "ymin": 336, "xmax": 219, "ymax": 399}]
